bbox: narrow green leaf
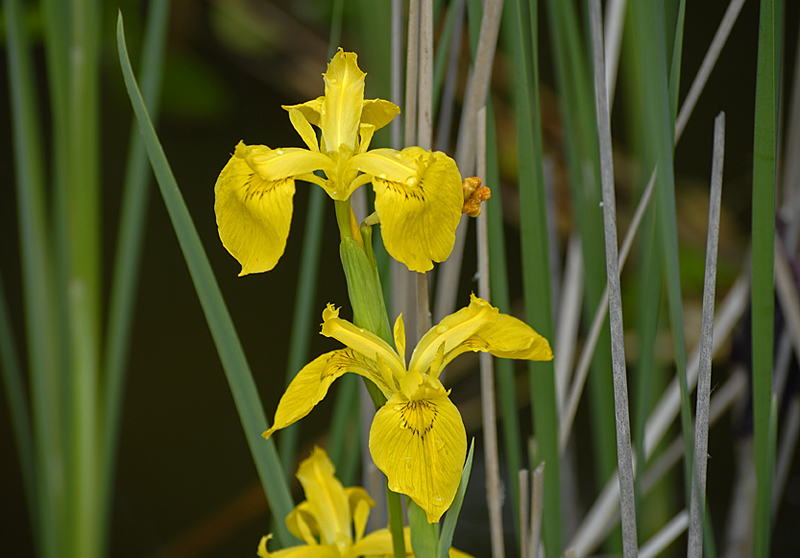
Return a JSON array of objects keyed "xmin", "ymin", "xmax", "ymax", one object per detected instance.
[
  {"xmin": 751, "ymin": 0, "xmax": 782, "ymax": 554},
  {"xmin": 508, "ymin": 1, "xmax": 561, "ymax": 556},
  {"xmin": 5, "ymin": 0, "xmax": 61, "ymax": 555},
  {"xmin": 438, "ymin": 440, "xmax": 475, "ymax": 558},
  {"xmin": 116, "ymin": 13, "xmax": 297, "ymax": 546},
  {"xmin": 409, "ymin": 500, "xmax": 438, "ymax": 558}
]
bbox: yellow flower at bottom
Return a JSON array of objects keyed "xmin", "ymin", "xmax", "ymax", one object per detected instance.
[
  {"xmin": 257, "ymin": 448, "xmax": 474, "ymax": 558},
  {"xmin": 263, "ymin": 295, "xmax": 553, "ymax": 522}
]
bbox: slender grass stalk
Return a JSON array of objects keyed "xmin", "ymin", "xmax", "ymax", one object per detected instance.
[
  {"xmin": 530, "ymin": 463, "xmax": 545, "ymax": 558},
  {"xmin": 437, "ymin": 441, "xmax": 476, "ymax": 558},
  {"xmin": 434, "ymin": 0, "xmax": 504, "ymax": 322},
  {"xmin": 751, "ymin": 1, "xmax": 782, "ymax": 554},
  {"xmin": 476, "ymin": 107, "xmax": 504, "ymax": 558},
  {"xmin": 588, "ymin": 2, "xmax": 637, "ymax": 554},
  {"xmin": 484, "ymin": 100, "xmax": 525, "ymax": 536},
  {"xmin": 687, "ymin": 112, "xmax": 726, "ymax": 558},
  {"xmin": 5, "ymin": 0, "xmax": 61, "ymax": 555},
  {"xmin": 117, "ymin": 15, "xmax": 297, "ymax": 546},
  {"xmin": 545, "ymin": 0, "xmax": 617, "ymax": 501},
  {"xmin": 508, "ymin": 1, "xmax": 561, "ymax": 555}
]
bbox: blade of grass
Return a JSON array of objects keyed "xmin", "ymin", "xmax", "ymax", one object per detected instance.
[
  {"xmin": 437, "ymin": 440, "xmax": 476, "ymax": 558},
  {"xmin": 434, "ymin": 0, "xmax": 504, "ymax": 322},
  {"xmin": 588, "ymin": 2, "xmax": 637, "ymax": 554},
  {"xmin": 508, "ymin": 1, "xmax": 561, "ymax": 555},
  {"xmin": 5, "ymin": 0, "xmax": 61, "ymax": 555},
  {"xmin": 751, "ymin": 0, "xmax": 782, "ymax": 554},
  {"xmin": 545, "ymin": 0, "xmax": 617, "ymax": 501},
  {"xmin": 628, "ymin": 0, "xmax": 695, "ymax": 530},
  {"xmin": 485, "ymin": 101, "xmax": 525, "ymax": 536},
  {"xmin": 476, "ymin": 106, "xmax": 505, "ymax": 558},
  {"xmin": 687, "ymin": 112, "xmax": 726, "ymax": 558},
  {"xmin": 116, "ymin": 14, "xmax": 297, "ymax": 546}
]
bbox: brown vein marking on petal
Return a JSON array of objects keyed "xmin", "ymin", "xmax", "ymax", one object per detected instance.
[
  {"xmin": 399, "ymin": 400, "xmax": 439, "ymax": 440},
  {"xmin": 383, "ymin": 177, "xmax": 426, "ymax": 202},
  {"xmin": 242, "ymin": 173, "xmax": 291, "ymax": 202},
  {"xmin": 325, "ymin": 349, "xmax": 392, "ymax": 394}
]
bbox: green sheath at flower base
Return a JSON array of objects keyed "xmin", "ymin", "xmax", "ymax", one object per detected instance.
[
  {"xmin": 214, "ymin": 49, "xmax": 464, "ymax": 275},
  {"xmin": 263, "ymin": 295, "xmax": 553, "ymax": 523}
]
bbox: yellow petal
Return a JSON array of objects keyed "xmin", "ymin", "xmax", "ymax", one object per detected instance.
[
  {"xmin": 295, "ymin": 448, "xmax": 351, "ymax": 547},
  {"xmin": 409, "ymin": 295, "xmax": 497, "ymax": 374},
  {"xmin": 412, "ymin": 295, "xmax": 553, "ymax": 376},
  {"xmin": 288, "ymin": 108, "xmax": 320, "ymax": 152},
  {"xmin": 321, "ymin": 304, "xmax": 405, "ymax": 388},
  {"xmin": 352, "ymin": 147, "xmax": 463, "ymax": 272},
  {"xmin": 257, "ymin": 535, "xmax": 338, "ymax": 558},
  {"xmin": 283, "ymin": 97, "xmax": 324, "ymax": 128},
  {"xmin": 321, "ymin": 49, "xmax": 365, "ymax": 153},
  {"xmin": 286, "ymin": 502, "xmax": 320, "ymax": 544},
  {"xmin": 393, "ymin": 314, "xmax": 406, "ymax": 367},
  {"xmin": 264, "ymin": 349, "xmax": 384, "ymax": 439},
  {"xmin": 347, "ymin": 487, "xmax": 374, "ymax": 543},
  {"xmin": 369, "ymin": 389, "xmax": 467, "ymax": 523},
  {"xmin": 214, "ymin": 145, "xmax": 294, "ymax": 275},
  {"xmin": 361, "ymin": 98, "xmax": 400, "ymax": 132}
]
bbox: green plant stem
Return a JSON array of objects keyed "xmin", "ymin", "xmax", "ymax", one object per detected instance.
[{"xmin": 751, "ymin": 0, "xmax": 782, "ymax": 555}]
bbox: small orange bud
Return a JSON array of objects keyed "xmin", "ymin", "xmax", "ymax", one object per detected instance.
[{"xmin": 461, "ymin": 177, "xmax": 491, "ymax": 217}]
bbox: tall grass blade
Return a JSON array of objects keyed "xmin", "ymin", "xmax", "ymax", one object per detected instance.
[
  {"xmin": 588, "ymin": 2, "xmax": 637, "ymax": 554},
  {"xmin": 751, "ymin": 0, "xmax": 782, "ymax": 554},
  {"xmin": 116, "ymin": 14, "xmax": 297, "ymax": 546},
  {"xmin": 5, "ymin": 0, "xmax": 60, "ymax": 554},
  {"xmin": 508, "ymin": 1, "xmax": 561, "ymax": 555},
  {"xmin": 438, "ymin": 440, "xmax": 476, "ymax": 558},
  {"xmin": 687, "ymin": 112, "xmax": 725, "ymax": 558}
]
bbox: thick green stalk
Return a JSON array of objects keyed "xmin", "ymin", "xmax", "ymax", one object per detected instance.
[
  {"xmin": 5, "ymin": 0, "xmax": 61, "ymax": 555},
  {"xmin": 751, "ymin": 0, "xmax": 782, "ymax": 554},
  {"xmin": 509, "ymin": 1, "xmax": 561, "ymax": 555}
]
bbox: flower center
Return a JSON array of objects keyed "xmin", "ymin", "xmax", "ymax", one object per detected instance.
[{"xmin": 399, "ymin": 400, "xmax": 438, "ymax": 440}]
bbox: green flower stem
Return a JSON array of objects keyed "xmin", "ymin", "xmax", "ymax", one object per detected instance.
[{"xmin": 334, "ymin": 200, "xmax": 405, "ymax": 558}]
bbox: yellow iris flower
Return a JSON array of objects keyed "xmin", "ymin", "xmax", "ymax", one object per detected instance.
[
  {"xmin": 263, "ymin": 295, "xmax": 553, "ymax": 523},
  {"xmin": 258, "ymin": 447, "xmax": 473, "ymax": 558},
  {"xmin": 215, "ymin": 49, "xmax": 464, "ymax": 275}
]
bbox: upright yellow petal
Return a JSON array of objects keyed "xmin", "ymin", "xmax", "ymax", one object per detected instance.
[
  {"xmin": 352, "ymin": 147, "xmax": 463, "ymax": 272},
  {"xmin": 369, "ymin": 386, "xmax": 467, "ymax": 523},
  {"xmin": 321, "ymin": 49, "xmax": 365, "ymax": 153},
  {"xmin": 321, "ymin": 304, "xmax": 406, "ymax": 385},
  {"xmin": 409, "ymin": 295, "xmax": 497, "ymax": 374},
  {"xmin": 296, "ymin": 448, "xmax": 351, "ymax": 548},
  {"xmin": 360, "ymin": 98, "xmax": 401, "ymax": 132}
]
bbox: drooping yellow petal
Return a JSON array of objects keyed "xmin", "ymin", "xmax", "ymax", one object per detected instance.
[
  {"xmin": 351, "ymin": 147, "xmax": 463, "ymax": 272},
  {"xmin": 285, "ymin": 502, "xmax": 320, "ymax": 544},
  {"xmin": 321, "ymin": 304, "xmax": 405, "ymax": 385},
  {"xmin": 214, "ymin": 142, "xmax": 332, "ymax": 275},
  {"xmin": 257, "ymin": 535, "xmax": 338, "ymax": 558},
  {"xmin": 264, "ymin": 349, "xmax": 390, "ymax": 439},
  {"xmin": 295, "ymin": 447, "xmax": 351, "ymax": 548},
  {"xmin": 347, "ymin": 487, "xmax": 374, "ymax": 543},
  {"xmin": 321, "ymin": 49, "xmax": 365, "ymax": 153},
  {"xmin": 369, "ymin": 384, "xmax": 467, "ymax": 523}
]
